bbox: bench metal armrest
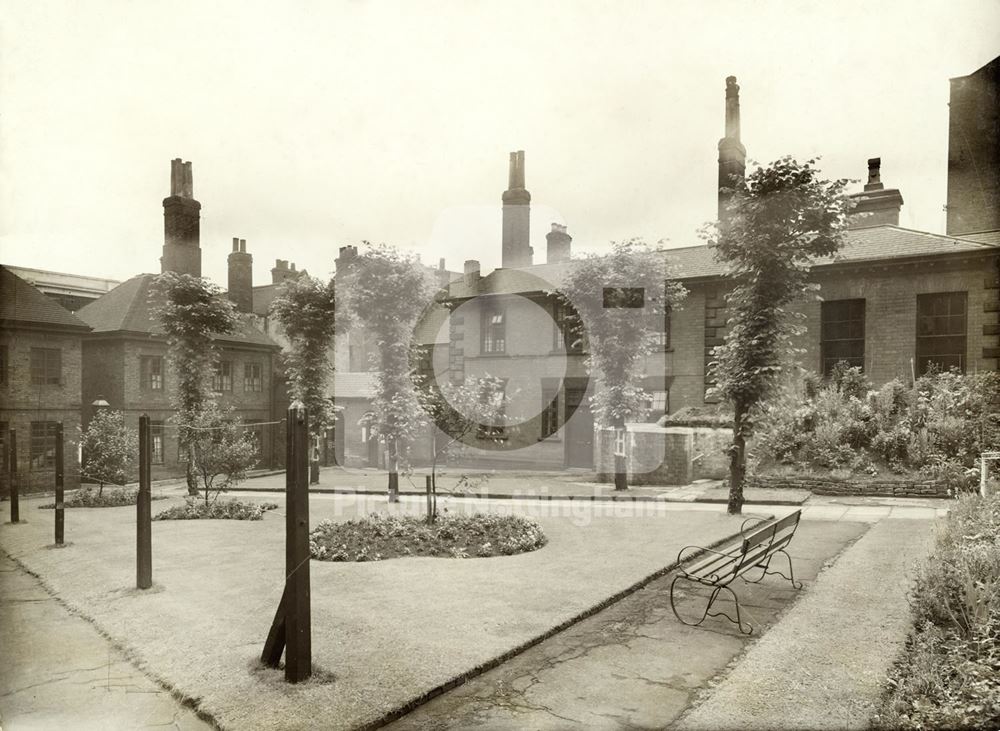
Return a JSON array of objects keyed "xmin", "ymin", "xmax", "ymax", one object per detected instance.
[{"xmin": 676, "ymin": 544, "xmax": 733, "ymax": 567}]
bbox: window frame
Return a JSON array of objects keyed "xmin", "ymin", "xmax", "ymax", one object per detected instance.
[
  {"xmin": 0, "ymin": 344, "xmax": 7, "ymax": 385},
  {"xmin": 30, "ymin": 421, "xmax": 58, "ymax": 469},
  {"xmin": 916, "ymin": 291, "xmax": 967, "ymax": 374},
  {"xmin": 30, "ymin": 347, "xmax": 61, "ymax": 386},
  {"xmin": 243, "ymin": 362, "xmax": 263, "ymax": 392},
  {"xmin": 820, "ymin": 298, "xmax": 866, "ymax": 376},
  {"xmin": 212, "ymin": 360, "xmax": 233, "ymax": 392},
  {"xmin": 150, "ymin": 421, "xmax": 165, "ymax": 465},
  {"xmin": 540, "ymin": 389, "xmax": 560, "ymax": 439},
  {"xmin": 481, "ymin": 305, "xmax": 506, "ymax": 355},
  {"xmin": 140, "ymin": 355, "xmax": 164, "ymax": 391}
]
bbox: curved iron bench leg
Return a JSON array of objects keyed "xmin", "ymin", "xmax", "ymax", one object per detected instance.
[
  {"xmin": 742, "ymin": 554, "xmax": 774, "ymax": 585},
  {"xmin": 705, "ymin": 584, "xmax": 754, "ymax": 635},
  {"xmin": 670, "ymin": 575, "xmax": 722, "ymax": 628}
]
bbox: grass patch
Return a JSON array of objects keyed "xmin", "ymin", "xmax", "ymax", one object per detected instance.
[
  {"xmin": 154, "ymin": 497, "xmax": 279, "ymax": 521},
  {"xmin": 39, "ymin": 487, "xmax": 167, "ymax": 509},
  {"xmin": 309, "ymin": 512, "xmax": 547, "ymax": 561},
  {"xmin": 873, "ymin": 492, "xmax": 1000, "ymax": 730}
]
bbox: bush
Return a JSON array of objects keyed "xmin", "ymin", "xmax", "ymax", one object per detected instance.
[
  {"xmin": 154, "ymin": 497, "xmax": 279, "ymax": 521},
  {"xmin": 753, "ymin": 367, "xmax": 999, "ymax": 483},
  {"xmin": 38, "ymin": 486, "xmax": 161, "ymax": 509},
  {"xmin": 309, "ymin": 512, "xmax": 547, "ymax": 561},
  {"xmin": 874, "ymin": 493, "xmax": 1000, "ymax": 729}
]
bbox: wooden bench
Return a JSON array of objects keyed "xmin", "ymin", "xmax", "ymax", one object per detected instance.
[{"xmin": 669, "ymin": 510, "xmax": 803, "ymax": 635}]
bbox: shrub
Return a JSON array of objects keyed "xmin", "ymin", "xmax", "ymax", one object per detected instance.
[
  {"xmin": 39, "ymin": 486, "xmax": 152, "ymax": 509},
  {"xmin": 875, "ymin": 493, "xmax": 1000, "ymax": 729},
  {"xmin": 154, "ymin": 497, "xmax": 278, "ymax": 521},
  {"xmin": 309, "ymin": 512, "xmax": 547, "ymax": 561}
]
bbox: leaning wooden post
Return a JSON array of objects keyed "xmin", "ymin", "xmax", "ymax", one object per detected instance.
[
  {"xmin": 137, "ymin": 415, "xmax": 152, "ymax": 589},
  {"xmin": 261, "ymin": 401, "xmax": 312, "ymax": 682},
  {"xmin": 54, "ymin": 423, "xmax": 65, "ymax": 545},
  {"xmin": 9, "ymin": 429, "xmax": 18, "ymax": 523}
]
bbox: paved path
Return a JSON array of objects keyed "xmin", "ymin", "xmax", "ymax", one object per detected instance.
[
  {"xmin": 677, "ymin": 518, "xmax": 936, "ymax": 730},
  {"xmin": 385, "ymin": 519, "xmax": 871, "ymax": 730},
  {"xmin": 0, "ymin": 553, "xmax": 211, "ymax": 731}
]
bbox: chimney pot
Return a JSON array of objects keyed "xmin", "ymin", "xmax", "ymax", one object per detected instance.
[
  {"xmin": 232, "ymin": 237, "xmax": 239, "ymax": 252},
  {"xmin": 439, "ymin": 257, "xmax": 445, "ymax": 271},
  {"xmin": 239, "ymin": 239, "xmax": 246, "ymax": 253}
]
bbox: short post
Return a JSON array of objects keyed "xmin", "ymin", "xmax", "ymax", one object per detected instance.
[
  {"xmin": 55, "ymin": 423, "xmax": 64, "ymax": 545},
  {"xmin": 137, "ymin": 415, "xmax": 152, "ymax": 589},
  {"xmin": 261, "ymin": 402, "xmax": 312, "ymax": 681},
  {"xmin": 9, "ymin": 429, "xmax": 18, "ymax": 523}
]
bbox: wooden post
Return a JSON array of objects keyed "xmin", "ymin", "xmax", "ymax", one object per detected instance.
[
  {"xmin": 261, "ymin": 402, "xmax": 312, "ymax": 682},
  {"xmin": 9, "ymin": 429, "xmax": 18, "ymax": 523},
  {"xmin": 55, "ymin": 423, "xmax": 64, "ymax": 545},
  {"xmin": 137, "ymin": 415, "xmax": 152, "ymax": 589}
]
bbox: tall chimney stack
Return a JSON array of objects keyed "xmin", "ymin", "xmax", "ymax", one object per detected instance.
[
  {"xmin": 546, "ymin": 223, "xmax": 572, "ymax": 263},
  {"xmin": 501, "ymin": 150, "xmax": 533, "ymax": 268},
  {"xmin": 717, "ymin": 77, "xmax": 747, "ymax": 223},
  {"xmin": 227, "ymin": 237, "xmax": 253, "ymax": 312},
  {"xmin": 161, "ymin": 158, "xmax": 202, "ymax": 277}
]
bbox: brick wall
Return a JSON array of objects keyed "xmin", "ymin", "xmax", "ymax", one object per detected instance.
[
  {"xmin": 746, "ymin": 474, "xmax": 951, "ymax": 498},
  {"xmin": 0, "ymin": 327, "xmax": 84, "ymax": 493}
]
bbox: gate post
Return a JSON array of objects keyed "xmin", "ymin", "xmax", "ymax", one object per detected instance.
[
  {"xmin": 137, "ymin": 415, "xmax": 152, "ymax": 589},
  {"xmin": 55, "ymin": 423, "xmax": 64, "ymax": 545}
]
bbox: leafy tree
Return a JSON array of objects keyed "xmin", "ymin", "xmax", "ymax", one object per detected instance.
[
  {"xmin": 79, "ymin": 410, "xmax": 138, "ymax": 496},
  {"xmin": 347, "ymin": 243, "xmax": 431, "ymax": 501},
  {"xmin": 186, "ymin": 405, "xmax": 259, "ymax": 506},
  {"xmin": 416, "ymin": 373, "xmax": 508, "ymax": 523},
  {"xmin": 150, "ymin": 272, "xmax": 238, "ymax": 494},
  {"xmin": 706, "ymin": 157, "xmax": 851, "ymax": 514},
  {"xmin": 270, "ymin": 274, "xmax": 346, "ymax": 481},
  {"xmin": 556, "ymin": 238, "xmax": 686, "ymax": 490}
]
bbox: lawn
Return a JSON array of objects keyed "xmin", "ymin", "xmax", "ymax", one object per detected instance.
[{"xmin": 0, "ymin": 489, "xmax": 746, "ymax": 730}]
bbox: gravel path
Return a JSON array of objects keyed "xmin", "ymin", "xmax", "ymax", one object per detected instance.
[{"xmin": 677, "ymin": 517, "xmax": 937, "ymax": 730}]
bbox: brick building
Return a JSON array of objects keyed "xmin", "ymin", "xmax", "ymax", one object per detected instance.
[
  {"xmin": 1, "ymin": 265, "xmax": 90, "ymax": 492},
  {"xmin": 421, "ymin": 68, "xmax": 999, "ymax": 472},
  {"xmin": 75, "ymin": 160, "xmax": 282, "ymax": 480}
]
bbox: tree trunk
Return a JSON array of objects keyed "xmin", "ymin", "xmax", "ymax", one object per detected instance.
[
  {"xmin": 727, "ymin": 400, "xmax": 747, "ymax": 515},
  {"xmin": 613, "ymin": 418, "xmax": 628, "ymax": 491},
  {"xmin": 387, "ymin": 439, "xmax": 399, "ymax": 503}
]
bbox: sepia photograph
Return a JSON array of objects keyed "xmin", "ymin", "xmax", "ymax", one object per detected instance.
[{"xmin": 1, "ymin": 1, "xmax": 999, "ymax": 729}]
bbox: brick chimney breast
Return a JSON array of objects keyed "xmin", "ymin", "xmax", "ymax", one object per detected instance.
[
  {"xmin": 227, "ymin": 236, "xmax": 253, "ymax": 312},
  {"xmin": 546, "ymin": 223, "xmax": 572, "ymax": 263},
  {"xmin": 501, "ymin": 150, "xmax": 533, "ymax": 269},
  {"xmin": 849, "ymin": 157, "xmax": 904, "ymax": 228}
]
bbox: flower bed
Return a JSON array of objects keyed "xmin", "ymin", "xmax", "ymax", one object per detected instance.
[
  {"xmin": 309, "ymin": 512, "xmax": 547, "ymax": 561},
  {"xmin": 39, "ymin": 487, "xmax": 167, "ymax": 509},
  {"xmin": 153, "ymin": 498, "xmax": 279, "ymax": 521},
  {"xmin": 874, "ymin": 493, "xmax": 1000, "ymax": 729}
]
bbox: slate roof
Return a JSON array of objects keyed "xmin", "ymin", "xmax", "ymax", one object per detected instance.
[
  {"xmin": 76, "ymin": 273, "xmax": 280, "ymax": 348},
  {"xmin": 957, "ymin": 230, "xmax": 1000, "ymax": 246},
  {"xmin": 444, "ymin": 224, "xmax": 997, "ymax": 298},
  {"xmin": 0, "ymin": 265, "xmax": 91, "ymax": 331}
]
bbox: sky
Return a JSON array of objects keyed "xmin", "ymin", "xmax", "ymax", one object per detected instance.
[{"xmin": 1, "ymin": 0, "xmax": 998, "ymax": 288}]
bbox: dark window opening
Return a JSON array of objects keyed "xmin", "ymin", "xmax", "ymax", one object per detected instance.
[
  {"xmin": 821, "ymin": 299, "xmax": 866, "ymax": 376},
  {"xmin": 916, "ymin": 292, "xmax": 967, "ymax": 374},
  {"xmin": 30, "ymin": 348, "xmax": 61, "ymax": 386}
]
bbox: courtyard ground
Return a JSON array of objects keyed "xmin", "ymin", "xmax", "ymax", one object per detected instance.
[{"xmin": 0, "ymin": 485, "xmax": 943, "ymax": 730}]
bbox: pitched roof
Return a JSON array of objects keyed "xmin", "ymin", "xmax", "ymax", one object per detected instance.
[
  {"xmin": 957, "ymin": 230, "xmax": 1000, "ymax": 246},
  {"xmin": 444, "ymin": 225, "xmax": 997, "ymax": 298},
  {"xmin": 77, "ymin": 273, "xmax": 280, "ymax": 348},
  {"xmin": 0, "ymin": 265, "xmax": 91, "ymax": 331}
]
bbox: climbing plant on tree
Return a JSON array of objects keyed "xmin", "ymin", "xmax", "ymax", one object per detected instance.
[
  {"xmin": 556, "ymin": 238, "xmax": 686, "ymax": 490},
  {"xmin": 150, "ymin": 272, "xmax": 239, "ymax": 494},
  {"xmin": 706, "ymin": 157, "xmax": 851, "ymax": 514},
  {"xmin": 347, "ymin": 243, "xmax": 431, "ymax": 502},
  {"xmin": 270, "ymin": 274, "xmax": 346, "ymax": 479}
]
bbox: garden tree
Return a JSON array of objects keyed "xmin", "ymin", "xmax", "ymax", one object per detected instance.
[
  {"xmin": 150, "ymin": 272, "xmax": 238, "ymax": 494},
  {"xmin": 79, "ymin": 410, "xmax": 138, "ymax": 496},
  {"xmin": 187, "ymin": 404, "xmax": 259, "ymax": 506},
  {"xmin": 415, "ymin": 373, "xmax": 508, "ymax": 523},
  {"xmin": 706, "ymin": 157, "xmax": 851, "ymax": 514},
  {"xmin": 269, "ymin": 274, "xmax": 346, "ymax": 483},
  {"xmin": 556, "ymin": 238, "xmax": 686, "ymax": 490},
  {"xmin": 348, "ymin": 243, "xmax": 431, "ymax": 502}
]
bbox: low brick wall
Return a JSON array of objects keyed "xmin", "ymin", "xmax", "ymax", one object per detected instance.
[{"xmin": 745, "ymin": 474, "xmax": 951, "ymax": 498}]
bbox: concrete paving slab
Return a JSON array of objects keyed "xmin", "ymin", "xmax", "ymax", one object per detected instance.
[
  {"xmin": 385, "ymin": 520, "xmax": 869, "ymax": 730},
  {"xmin": 676, "ymin": 517, "xmax": 937, "ymax": 730},
  {"xmin": 0, "ymin": 554, "xmax": 211, "ymax": 731}
]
